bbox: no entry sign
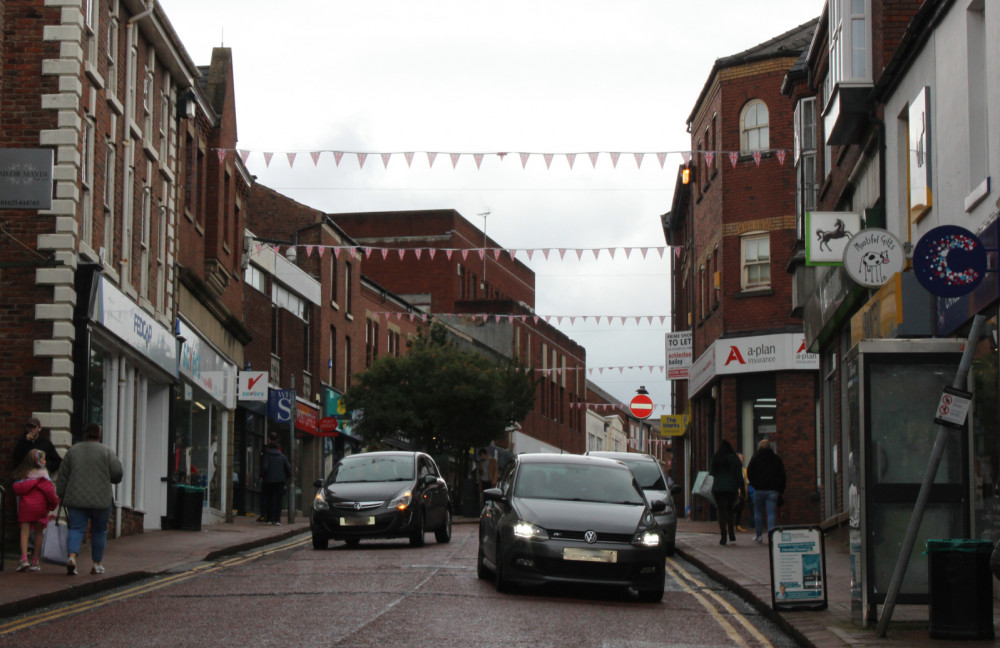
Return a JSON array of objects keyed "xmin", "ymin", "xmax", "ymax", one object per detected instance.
[{"xmin": 629, "ymin": 393, "xmax": 654, "ymax": 419}]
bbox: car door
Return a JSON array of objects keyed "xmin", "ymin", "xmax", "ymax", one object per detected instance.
[
  {"xmin": 481, "ymin": 460, "xmax": 515, "ymax": 565},
  {"xmin": 418, "ymin": 455, "xmax": 446, "ymax": 527}
]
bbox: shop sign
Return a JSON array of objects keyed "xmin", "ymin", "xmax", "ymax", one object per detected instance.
[
  {"xmin": 688, "ymin": 333, "xmax": 819, "ymax": 397},
  {"xmin": 93, "ymin": 276, "xmax": 177, "ymax": 377},
  {"xmin": 659, "ymin": 414, "xmax": 687, "ymax": 437},
  {"xmin": 913, "ymin": 225, "xmax": 988, "ymax": 298},
  {"xmin": 295, "ymin": 401, "xmax": 318, "ymax": 435},
  {"xmin": 769, "ymin": 526, "xmax": 828, "ymax": 611},
  {"xmin": 268, "ymin": 389, "xmax": 294, "ymax": 424},
  {"xmin": 0, "ymin": 148, "xmax": 53, "ymax": 209},
  {"xmin": 842, "ymin": 229, "xmax": 905, "ymax": 288},
  {"xmin": 665, "ymin": 331, "xmax": 692, "ymax": 379},
  {"xmin": 936, "ymin": 220, "xmax": 1000, "ymax": 335},
  {"xmin": 177, "ymin": 320, "xmax": 236, "ymax": 408},
  {"xmin": 316, "ymin": 417, "xmax": 340, "ymax": 437},
  {"xmin": 806, "ymin": 211, "xmax": 862, "ymax": 266},
  {"xmin": 238, "ymin": 371, "xmax": 268, "ymax": 401}
]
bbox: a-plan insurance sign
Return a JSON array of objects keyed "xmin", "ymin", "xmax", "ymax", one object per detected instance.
[{"xmin": 689, "ymin": 333, "xmax": 819, "ymax": 397}]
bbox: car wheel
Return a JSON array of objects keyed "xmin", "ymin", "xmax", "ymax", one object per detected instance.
[
  {"xmin": 494, "ymin": 538, "xmax": 512, "ymax": 593},
  {"xmin": 664, "ymin": 542, "xmax": 676, "ymax": 557},
  {"xmin": 434, "ymin": 507, "xmax": 452, "ymax": 544},
  {"xmin": 638, "ymin": 584, "xmax": 664, "ymax": 603},
  {"xmin": 409, "ymin": 508, "xmax": 425, "ymax": 547},
  {"xmin": 477, "ymin": 544, "xmax": 490, "ymax": 580},
  {"xmin": 311, "ymin": 533, "xmax": 329, "ymax": 550},
  {"xmin": 344, "ymin": 538, "xmax": 360, "ymax": 547}
]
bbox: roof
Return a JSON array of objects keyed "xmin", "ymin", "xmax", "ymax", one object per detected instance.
[{"xmin": 687, "ymin": 17, "xmax": 819, "ymax": 125}]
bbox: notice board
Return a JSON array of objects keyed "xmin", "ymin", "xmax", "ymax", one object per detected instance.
[{"xmin": 768, "ymin": 525, "xmax": 828, "ymax": 611}]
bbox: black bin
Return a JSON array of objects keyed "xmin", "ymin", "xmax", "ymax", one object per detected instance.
[
  {"xmin": 174, "ymin": 485, "xmax": 205, "ymax": 531},
  {"xmin": 926, "ymin": 539, "xmax": 994, "ymax": 640}
]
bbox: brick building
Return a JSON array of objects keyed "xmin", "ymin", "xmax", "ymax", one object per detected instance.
[{"xmin": 663, "ymin": 20, "xmax": 821, "ymax": 525}]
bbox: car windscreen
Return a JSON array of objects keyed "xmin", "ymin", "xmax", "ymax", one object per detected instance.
[
  {"xmin": 620, "ymin": 459, "xmax": 667, "ymax": 490},
  {"xmin": 327, "ymin": 456, "xmax": 415, "ymax": 483},
  {"xmin": 514, "ymin": 463, "xmax": 645, "ymax": 505}
]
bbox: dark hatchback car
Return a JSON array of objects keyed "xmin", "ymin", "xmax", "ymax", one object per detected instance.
[
  {"xmin": 585, "ymin": 451, "xmax": 682, "ymax": 555},
  {"xmin": 310, "ymin": 451, "xmax": 451, "ymax": 549},
  {"xmin": 477, "ymin": 453, "xmax": 668, "ymax": 602}
]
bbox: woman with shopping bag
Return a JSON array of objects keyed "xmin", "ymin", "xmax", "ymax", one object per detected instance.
[{"xmin": 11, "ymin": 449, "xmax": 59, "ymax": 571}]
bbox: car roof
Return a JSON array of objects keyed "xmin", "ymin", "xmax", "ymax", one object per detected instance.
[
  {"xmin": 585, "ymin": 451, "xmax": 657, "ymax": 463},
  {"xmin": 342, "ymin": 451, "xmax": 420, "ymax": 460},
  {"xmin": 515, "ymin": 452, "xmax": 628, "ymax": 469}
]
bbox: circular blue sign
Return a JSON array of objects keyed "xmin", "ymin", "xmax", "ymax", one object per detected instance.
[{"xmin": 912, "ymin": 225, "xmax": 987, "ymax": 297}]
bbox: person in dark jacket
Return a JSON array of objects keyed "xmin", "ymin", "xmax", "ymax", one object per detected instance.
[
  {"xmin": 710, "ymin": 440, "xmax": 745, "ymax": 545},
  {"xmin": 12, "ymin": 417, "xmax": 62, "ymax": 475},
  {"xmin": 746, "ymin": 438, "xmax": 786, "ymax": 543},
  {"xmin": 261, "ymin": 432, "xmax": 292, "ymax": 526}
]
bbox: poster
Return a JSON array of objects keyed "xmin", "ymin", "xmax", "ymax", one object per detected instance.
[{"xmin": 769, "ymin": 526, "xmax": 828, "ymax": 611}]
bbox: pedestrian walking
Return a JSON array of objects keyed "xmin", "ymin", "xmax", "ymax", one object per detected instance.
[
  {"xmin": 261, "ymin": 432, "xmax": 292, "ymax": 526},
  {"xmin": 12, "ymin": 417, "xmax": 62, "ymax": 475},
  {"xmin": 56, "ymin": 422, "xmax": 123, "ymax": 575},
  {"xmin": 709, "ymin": 440, "xmax": 745, "ymax": 545},
  {"xmin": 11, "ymin": 449, "xmax": 59, "ymax": 571},
  {"xmin": 746, "ymin": 438, "xmax": 786, "ymax": 543},
  {"xmin": 476, "ymin": 448, "xmax": 498, "ymax": 491}
]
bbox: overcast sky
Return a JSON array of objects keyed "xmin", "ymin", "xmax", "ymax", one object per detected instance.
[{"xmin": 158, "ymin": 0, "xmax": 823, "ymax": 413}]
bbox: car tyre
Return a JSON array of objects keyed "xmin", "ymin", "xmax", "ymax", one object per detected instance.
[
  {"xmin": 409, "ymin": 508, "xmax": 425, "ymax": 547},
  {"xmin": 638, "ymin": 584, "xmax": 664, "ymax": 603},
  {"xmin": 344, "ymin": 538, "xmax": 360, "ymax": 547},
  {"xmin": 434, "ymin": 508, "xmax": 452, "ymax": 544},
  {"xmin": 311, "ymin": 533, "xmax": 329, "ymax": 550},
  {"xmin": 477, "ymin": 544, "xmax": 490, "ymax": 580},
  {"xmin": 494, "ymin": 538, "xmax": 512, "ymax": 593}
]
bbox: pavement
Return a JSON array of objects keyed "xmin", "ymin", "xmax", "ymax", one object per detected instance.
[{"xmin": 0, "ymin": 514, "xmax": 998, "ymax": 647}]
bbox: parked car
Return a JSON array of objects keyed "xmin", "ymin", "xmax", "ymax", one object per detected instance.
[
  {"xmin": 310, "ymin": 451, "xmax": 451, "ymax": 549},
  {"xmin": 585, "ymin": 451, "xmax": 681, "ymax": 556},
  {"xmin": 477, "ymin": 453, "xmax": 668, "ymax": 602}
]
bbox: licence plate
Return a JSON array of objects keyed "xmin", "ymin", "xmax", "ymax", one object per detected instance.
[
  {"xmin": 340, "ymin": 516, "xmax": 375, "ymax": 527},
  {"xmin": 563, "ymin": 548, "xmax": 617, "ymax": 563}
]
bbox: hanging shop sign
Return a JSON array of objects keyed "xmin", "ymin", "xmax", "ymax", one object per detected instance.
[
  {"xmin": 935, "ymin": 220, "xmax": 1000, "ymax": 335},
  {"xmin": 238, "ymin": 371, "xmax": 268, "ymax": 401},
  {"xmin": 806, "ymin": 212, "xmax": 862, "ymax": 266},
  {"xmin": 665, "ymin": 331, "xmax": 692, "ymax": 379},
  {"xmin": 912, "ymin": 225, "xmax": 988, "ymax": 298},
  {"xmin": 842, "ymin": 229, "xmax": 905, "ymax": 288},
  {"xmin": 0, "ymin": 148, "xmax": 53, "ymax": 209},
  {"xmin": 295, "ymin": 400, "xmax": 318, "ymax": 435},
  {"xmin": 268, "ymin": 389, "xmax": 294, "ymax": 424},
  {"xmin": 659, "ymin": 414, "xmax": 688, "ymax": 437}
]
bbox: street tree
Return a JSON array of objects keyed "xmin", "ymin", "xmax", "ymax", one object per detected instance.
[{"xmin": 342, "ymin": 323, "xmax": 536, "ymax": 453}]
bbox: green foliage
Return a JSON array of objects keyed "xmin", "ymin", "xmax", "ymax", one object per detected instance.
[{"xmin": 342, "ymin": 324, "xmax": 536, "ymax": 452}]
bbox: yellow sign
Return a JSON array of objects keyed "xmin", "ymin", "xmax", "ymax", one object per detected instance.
[{"xmin": 660, "ymin": 414, "xmax": 687, "ymax": 437}]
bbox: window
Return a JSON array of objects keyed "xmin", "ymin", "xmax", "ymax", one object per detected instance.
[
  {"xmin": 696, "ymin": 139, "xmax": 705, "ymax": 194},
  {"xmin": 244, "ymin": 264, "xmax": 266, "ymax": 293},
  {"xmin": 103, "ymin": 141, "xmax": 116, "ymax": 263},
  {"xmin": 829, "ymin": 0, "xmax": 871, "ymax": 90},
  {"xmin": 328, "ymin": 326, "xmax": 337, "ymax": 385},
  {"xmin": 139, "ymin": 163, "xmax": 151, "ymax": 300},
  {"xmin": 106, "ymin": 4, "xmax": 119, "ymax": 100},
  {"xmin": 344, "ymin": 336, "xmax": 352, "ymax": 387},
  {"xmin": 271, "ymin": 307, "xmax": 280, "ymax": 357},
  {"xmin": 83, "ymin": 0, "xmax": 99, "ymax": 68},
  {"xmin": 329, "ymin": 257, "xmax": 338, "ymax": 305},
  {"xmin": 966, "ymin": 1, "xmax": 988, "ymax": 194},
  {"xmin": 81, "ymin": 117, "xmax": 96, "ymax": 246},
  {"xmin": 712, "ymin": 246, "xmax": 720, "ymax": 306},
  {"xmin": 741, "ymin": 233, "xmax": 771, "ymax": 290},
  {"xmin": 344, "ymin": 262, "xmax": 353, "ymax": 313},
  {"xmin": 159, "ymin": 72, "xmax": 170, "ymax": 162},
  {"xmin": 740, "ymin": 100, "xmax": 769, "ymax": 153},
  {"xmin": 794, "ymin": 97, "xmax": 818, "ymax": 239}
]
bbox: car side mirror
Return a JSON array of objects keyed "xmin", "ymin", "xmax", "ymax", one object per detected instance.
[
  {"xmin": 422, "ymin": 474, "xmax": 438, "ymax": 485},
  {"xmin": 482, "ymin": 487, "xmax": 503, "ymax": 502},
  {"xmin": 313, "ymin": 479, "xmax": 323, "ymax": 488},
  {"xmin": 649, "ymin": 498, "xmax": 667, "ymax": 513}
]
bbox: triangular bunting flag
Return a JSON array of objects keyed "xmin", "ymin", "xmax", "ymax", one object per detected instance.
[
  {"xmin": 544, "ymin": 154, "xmax": 554, "ymax": 169},
  {"xmin": 460, "ymin": 249, "xmax": 469, "ymax": 261},
  {"xmin": 286, "ymin": 152, "xmax": 297, "ymax": 168},
  {"xmin": 657, "ymin": 152, "xmax": 668, "ymax": 168},
  {"xmin": 776, "ymin": 149, "xmax": 787, "ymax": 166},
  {"xmin": 520, "ymin": 152, "xmax": 530, "ymax": 169},
  {"xmin": 729, "ymin": 151, "xmax": 739, "ymax": 168},
  {"xmin": 608, "ymin": 247, "xmax": 616, "ymax": 260},
  {"xmin": 445, "ymin": 249, "xmax": 453, "ymax": 260},
  {"xmin": 414, "ymin": 248, "xmax": 423, "ymax": 260},
  {"xmin": 558, "ymin": 248, "xmax": 567, "ymax": 260},
  {"xmin": 317, "ymin": 246, "xmax": 325, "ymax": 258},
  {"xmin": 239, "ymin": 149, "xmax": 250, "ymax": 164},
  {"xmin": 311, "ymin": 151, "xmax": 324, "ymax": 166},
  {"xmin": 752, "ymin": 151, "xmax": 762, "ymax": 167},
  {"xmin": 263, "ymin": 152, "xmax": 274, "ymax": 167},
  {"xmin": 624, "ymin": 247, "xmax": 633, "ymax": 260},
  {"xmin": 216, "ymin": 149, "xmax": 226, "ymax": 165},
  {"xmin": 381, "ymin": 248, "xmax": 390, "ymax": 260},
  {"xmin": 589, "ymin": 152, "xmax": 600, "ymax": 167},
  {"xmin": 381, "ymin": 153, "xmax": 392, "ymax": 168},
  {"xmin": 526, "ymin": 249, "xmax": 534, "ymax": 261},
  {"xmin": 404, "ymin": 152, "xmax": 414, "ymax": 167},
  {"xmin": 427, "ymin": 152, "xmax": 437, "ymax": 167},
  {"xmin": 450, "ymin": 153, "xmax": 461, "ymax": 169},
  {"xmin": 681, "ymin": 151, "xmax": 691, "ymax": 166},
  {"xmin": 575, "ymin": 249, "xmax": 584, "ymax": 261},
  {"xmin": 492, "ymin": 248, "xmax": 502, "ymax": 260},
  {"xmin": 610, "ymin": 152, "xmax": 620, "ymax": 168},
  {"xmin": 397, "ymin": 248, "xmax": 406, "ymax": 260},
  {"xmin": 704, "ymin": 151, "xmax": 715, "ymax": 167},
  {"xmin": 566, "ymin": 153, "xmax": 576, "ymax": 169},
  {"xmin": 474, "ymin": 153, "xmax": 484, "ymax": 169},
  {"xmin": 640, "ymin": 247, "xmax": 649, "ymax": 259},
  {"xmin": 633, "ymin": 152, "xmax": 644, "ymax": 168},
  {"xmin": 357, "ymin": 153, "xmax": 367, "ymax": 169},
  {"xmin": 304, "ymin": 245, "xmax": 313, "ymax": 257},
  {"xmin": 333, "ymin": 247, "xmax": 342, "ymax": 259},
  {"xmin": 334, "ymin": 151, "xmax": 344, "ymax": 167},
  {"xmin": 477, "ymin": 249, "xmax": 485, "ymax": 261},
  {"xmin": 427, "ymin": 248, "xmax": 437, "ymax": 260}
]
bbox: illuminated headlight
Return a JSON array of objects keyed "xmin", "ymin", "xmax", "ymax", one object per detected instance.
[
  {"xmin": 513, "ymin": 520, "xmax": 548, "ymax": 541},
  {"xmin": 632, "ymin": 530, "xmax": 661, "ymax": 547},
  {"xmin": 312, "ymin": 490, "xmax": 329, "ymax": 511},
  {"xmin": 388, "ymin": 490, "xmax": 413, "ymax": 511}
]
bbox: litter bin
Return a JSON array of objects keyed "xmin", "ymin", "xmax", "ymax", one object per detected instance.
[
  {"xmin": 926, "ymin": 538, "xmax": 994, "ymax": 640},
  {"xmin": 174, "ymin": 485, "xmax": 205, "ymax": 531}
]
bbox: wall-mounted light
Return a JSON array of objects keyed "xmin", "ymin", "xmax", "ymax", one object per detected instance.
[{"xmin": 681, "ymin": 167, "xmax": 691, "ymax": 185}]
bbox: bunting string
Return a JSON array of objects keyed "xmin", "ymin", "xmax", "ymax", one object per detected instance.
[
  {"xmin": 249, "ymin": 241, "xmax": 677, "ymax": 262},
  {"xmin": 366, "ymin": 311, "xmax": 671, "ymax": 326},
  {"xmin": 220, "ymin": 147, "xmax": 790, "ymax": 171}
]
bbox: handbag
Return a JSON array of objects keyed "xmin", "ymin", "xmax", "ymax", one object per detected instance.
[
  {"xmin": 41, "ymin": 505, "xmax": 69, "ymax": 565},
  {"xmin": 693, "ymin": 471, "xmax": 716, "ymax": 507}
]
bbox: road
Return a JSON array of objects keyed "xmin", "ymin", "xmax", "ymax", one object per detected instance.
[{"xmin": 0, "ymin": 525, "xmax": 802, "ymax": 648}]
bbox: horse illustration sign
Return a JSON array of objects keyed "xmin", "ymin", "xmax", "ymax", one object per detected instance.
[{"xmin": 806, "ymin": 212, "xmax": 862, "ymax": 265}]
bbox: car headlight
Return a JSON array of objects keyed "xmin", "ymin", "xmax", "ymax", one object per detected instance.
[
  {"xmin": 632, "ymin": 530, "xmax": 661, "ymax": 547},
  {"xmin": 513, "ymin": 520, "xmax": 549, "ymax": 541},
  {"xmin": 388, "ymin": 490, "xmax": 413, "ymax": 511},
  {"xmin": 313, "ymin": 490, "xmax": 329, "ymax": 511}
]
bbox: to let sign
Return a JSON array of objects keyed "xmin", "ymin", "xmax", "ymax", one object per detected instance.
[
  {"xmin": 665, "ymin": 331, "xmax": 693, "ymax": 380},
  {"xmin": 629, "ymin": 394, "xmax": 654, "ymax": 419}
]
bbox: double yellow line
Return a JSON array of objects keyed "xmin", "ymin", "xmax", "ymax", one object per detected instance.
[
  {"xmin": 664, "ymin": 556, "xmax": 774, "ymax": 648},
  {"xmin": 0, "ymin": 536, "xmax": 310, "ymax": 636}
]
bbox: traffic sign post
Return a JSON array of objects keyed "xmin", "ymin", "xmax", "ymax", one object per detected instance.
[{"xmin": 629, "ymin": 393, "xmax": 654, "ymax": 419}]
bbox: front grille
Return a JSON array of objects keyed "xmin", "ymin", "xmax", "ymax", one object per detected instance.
[
  {"xmin": 548, "ymin": 530, "xmax": 633, "ymax": 544},
  {"xmin": 331, "ymin": 500, "xmax": 383, "ymax": 511}
]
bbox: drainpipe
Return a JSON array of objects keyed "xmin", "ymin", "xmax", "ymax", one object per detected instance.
[{"xmin": 127, "ymin": 1, "xmax": 155, "ymax": 25}]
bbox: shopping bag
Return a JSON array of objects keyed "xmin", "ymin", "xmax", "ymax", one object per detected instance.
[
  {"xmin": 692, "ymin": 471, "xmax": 716, "ymax": 507},
  {"xmin": 41, "ymin": 507, "xmax": 69, "ymax": 565}
]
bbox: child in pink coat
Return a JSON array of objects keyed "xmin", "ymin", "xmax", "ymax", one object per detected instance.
[{"xmin": 12, "ymin": 449, "xmax": 59, "ymax": 571}]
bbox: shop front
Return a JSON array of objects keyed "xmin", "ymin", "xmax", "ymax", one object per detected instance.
[
  {"xmin": 172, "ymin": 319, "xmax": 236, "ymax": 527},
  {"xmin": 78, "ymin": 274, "xmax": 178, "ymax": 534}
]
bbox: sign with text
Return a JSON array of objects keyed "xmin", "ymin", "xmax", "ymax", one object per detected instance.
[
  {"xmin": 0, "ymin": 148, "xmax": 53, "ymax": 209},
  {"xmin": 268, "ymin": 389, "xmax": 294, "ymax": 424},
  {"xmin": 659, "ymin": 414, "xmax": 688, "ymax": 437},
  {"xmin": 843, "ymin": 229, "xmax": 905, "ymax": 288},
  {"xmin": 665, "ymin": 331, "xmax": 693, "ymax": 379},
  {"xmin": 769, "ymin": 526, "xmax": 828, "ymax": 611},
  {"xmin": 238, "ymin": 371, "xmax": 268, "ymax": 401},
  {"xmin": 688, "ymin": 332, "xmax": 819, "ymax": 397}
]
